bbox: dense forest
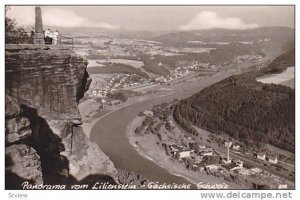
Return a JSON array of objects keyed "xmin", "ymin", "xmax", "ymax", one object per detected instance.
[
  {"xmin": 173, "ymin": 50, "xmax": 295, "ymax": 152},
  {"xmin": 260, "ymin": 49, "xmax": 295, "ymax": 74}
]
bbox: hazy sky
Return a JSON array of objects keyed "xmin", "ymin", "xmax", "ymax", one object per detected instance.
[{"xmin": 6, "ymin": 6, "xmax": 294, "ymax": 31}]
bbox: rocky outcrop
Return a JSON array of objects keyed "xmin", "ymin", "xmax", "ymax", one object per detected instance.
[
  {"xmin": 6, "ymin": 144, "xmax": 43, "ymax": 188},
  {"xmin": 5, "ymin": 45, "xmax": 89, "ymax": 123},
  {"xmin": 61, "ymin": 126, "xmax": 118, "ymax": 181},
  {"xmin": 5, "ymin": 44, "xmax": 117, "ymax": 189}
]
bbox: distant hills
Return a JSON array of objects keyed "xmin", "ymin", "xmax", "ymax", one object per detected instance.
[
  {"xmin": 70, "ymin": 26, "xmax": 294, "ymax": 77},
  {"xmin": 59, "ymin": 26, "xmax": 294, "ymax": 44},
  {"xmin": 173, "ymin": 50, "xmax": 295, "ymax": 152},
  {"xmin": 152, "ymin": 27, "xmax": 294, "ymax": 46}
]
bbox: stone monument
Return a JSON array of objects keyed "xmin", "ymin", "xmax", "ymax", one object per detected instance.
[{"xmin": 33, "ymin": 6, "xmax": 45, "ymax": 45}]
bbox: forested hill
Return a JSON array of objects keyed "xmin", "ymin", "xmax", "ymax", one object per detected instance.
[
  {"xmin": 261, "ymin": 48, "xmax": 295, "ymax": 74},
  {"xmin": 173, "ymin": 50, "xmax": 295, "ymax": 152}
]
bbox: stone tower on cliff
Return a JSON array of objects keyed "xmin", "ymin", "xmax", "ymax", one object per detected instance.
[{"xmin": 34, "ymin": 6, "xmax": 45, "ymax": 45}]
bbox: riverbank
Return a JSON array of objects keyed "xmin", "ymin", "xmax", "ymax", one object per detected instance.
[
  {"xmin": 126, "ymin": 116, "xmax": 247, "ymax": 189},
  {"xmin": 79, "ymin": 89, "xmax": 174, "ymax": 139}
]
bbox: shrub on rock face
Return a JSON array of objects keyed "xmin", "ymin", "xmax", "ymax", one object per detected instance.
[{"xmin": 5, "ymin": 10, "xmax": 23, "ymax": 38}]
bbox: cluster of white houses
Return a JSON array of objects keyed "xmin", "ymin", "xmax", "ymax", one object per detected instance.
[
  {"xmin": 89, "ymin": 74, "xmax": 151, "ymax": 105},
  {"xmin": 225, "ymin": 140, "xmax": 278, "ymax": 164},
  {"xmin": 169, "ymin": 143, "xmax": 221, "ymax": 172},
  {"xmin": 225, "ymin": 141, "xmax": 241, "ymax": 150},
  {"xmin": 89, "ymin": 76, "xmax": 125, "ymax": 99},
  {"xmin": 169, "ymin": 143, "xmax": 215, "ymax": 159},
  {"xmin": 168, "ymin": 142, "xmax": 246, "ymax": 173},
  {"xmin": 256, "ymin": 152, "xmax": 278, "ymax": 164},
  {"xmin": 233, "ymin": 54, "xmax": 263, "ymax": 63},
  {"xmin": 165, "ymin": 140, "xmax": 286, "ymax": 188}
]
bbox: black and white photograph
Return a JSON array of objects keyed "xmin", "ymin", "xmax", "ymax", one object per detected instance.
[{"xmin": 3, "ymin": 2, "xmax": 297, "ymax": 199}]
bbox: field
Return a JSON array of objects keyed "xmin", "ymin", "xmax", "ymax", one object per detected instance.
[
  {"xmin": 95, "ymin": 59, "xmax": 145, "ymax": 70},
  {"xmin": 87, "ymin": 60, "xmax": 105, "ymax": 68},
  {"xmin": 87, "ymin": 63, "xmax": 149, "ymax": 78}
]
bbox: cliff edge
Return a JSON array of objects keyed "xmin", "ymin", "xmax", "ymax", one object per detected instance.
[{"xmin": 5, "ymin": 45, "xmax": 118, "ymax": 189}]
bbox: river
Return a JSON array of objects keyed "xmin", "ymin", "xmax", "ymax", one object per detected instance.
[
  {"xmin": 90, "ymin": 71, "xmax": 233, "ymax": 186},
  {"xmin": 256, "ymin": 66, "xmax": 295, "ymax": 88}
]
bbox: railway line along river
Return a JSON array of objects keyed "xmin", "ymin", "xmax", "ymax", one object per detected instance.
[{"xmin": 90, "ymin": 71, "xmax": 233, "ymax": 187}]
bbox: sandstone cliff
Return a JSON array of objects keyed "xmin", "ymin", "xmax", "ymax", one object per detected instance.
[{"xmin": 5, "ymin": 45, "xmax": 118, "ymax": 189}]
